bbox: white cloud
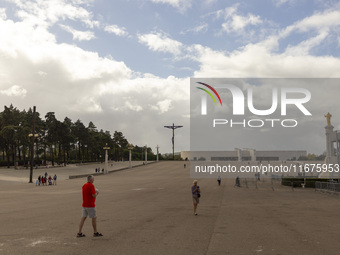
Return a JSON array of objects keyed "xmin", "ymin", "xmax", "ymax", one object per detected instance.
[
  {"xmin": 222, "ymin": 14, "xmax": 262, "ymax": 32},
  {"xmin": 138, "ymin": 32, "xmax": 183, "ymax": 55},
  {"xmin": 9, "ymin": 0, "xmax": 99, "ymax": 28},
  {"xmin": 190, "ymin": 40, "xmax": 340, "ymax": 78},
  {"xmin": 0, "ymin": 8, "xmax": 6, "ymax": 19},
  {"xmin": 125, "ymin": 101, "xmax": 143, "ymax": 112},
  {"xmin": 73, "ymin": 96, "xmax": 103, "ymax": 113},
  {"xmin": 0, "ymin": 19, "xmax": 56, "ymax": 60},
  {"xmin": 274, "ymin": 0, "xmax": 296, "ymax": 7},
  {"xmin": 284, "ymin": 31, "xmax": 329, "ymax": 55},
  {"xmin": 181, "ymin": 23, "xmax": 208, "ymax": 34},
  {"xmin": 219, "ymin": 5, "xmax": 263, "ymax": 33},
  {"xmin": 0, "ymin": 85, "xmax": 27, "ymax": 98},
  {"xmin": 151, "ymin": 0, "xmax": 192, "ymax": 12},
  {"xmin": 152, "ymin": 99, "xmax": 173, "ymax": 113},
  {"xmin": 59, "ymin": 24, "xmax": 95, "ymax": 41},
  {"xmin": 104, "ymin": 24, "xmax": 129, "ymax": 37},
  {"xmin": 280, "ymin": 9, "xmax": 340, "ymax": 37},
  {"xmin": 0, "ymin": 19, "xmax": 128, "ymax": 80},
  {"xmin": 186, "ymin": 7, "xmax": 340, "ymax": 78}
]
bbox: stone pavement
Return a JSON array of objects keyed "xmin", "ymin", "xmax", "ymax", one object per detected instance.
[{"xmin": 0, "ymin": 161, "xmax": 339, "ymax": 255}]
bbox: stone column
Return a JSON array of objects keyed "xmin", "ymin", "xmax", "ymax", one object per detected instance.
[
  {"xmin": 325, "ymin": 124, "xmax": 334, "ymax": 165},
  {"xmin": 235, "ymin": 148, "xmax": 242, "ymax": 161},
  {"xmin": 105, "ymin": 148, "xmax": 108, "ymax": 174},
  {"xmin": 128, "ymin": 144, "xmax": 134, "ymax": 168},
  {"xmin": 103, "ymin": 143, "xmax": 110, "ymax": 174}
]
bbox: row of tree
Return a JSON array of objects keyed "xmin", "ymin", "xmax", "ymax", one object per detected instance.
[{"xmin": 0, "ymin": 105, "xmax": 157, "ymax": 168}]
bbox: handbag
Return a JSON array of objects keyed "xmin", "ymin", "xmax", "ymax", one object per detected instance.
[{"xmin": 197, "ymin": 193, "xmax": 201, "ymax": 198}]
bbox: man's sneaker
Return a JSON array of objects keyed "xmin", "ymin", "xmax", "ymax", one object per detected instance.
[{"xmin": 93, "ymin": 232, "xmax": 103, "ymax": 237}]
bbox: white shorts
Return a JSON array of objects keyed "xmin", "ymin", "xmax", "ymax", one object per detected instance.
[
  {"xmin": 82, "ymin": 207, "xmax": 97, "ymax": 218},
  {"xmin": 192, "ymin": 195, "xmax": 199, "ymax": 204}
]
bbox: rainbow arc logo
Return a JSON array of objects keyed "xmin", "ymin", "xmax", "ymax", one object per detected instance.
[{"xmin": 196, "ymin": 82, "xmax": 222, "ymax": 106}]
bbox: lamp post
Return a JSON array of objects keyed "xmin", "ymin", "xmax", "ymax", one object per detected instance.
[
  {"xmin": 14, "ymin": 125, "xmax": 21, "ymax": 170},
  {"xmin": 76, "ymin": 141, "xmax": 80, "ymax": 164},
  {"xmin": 103, "ymin": 143, "xmax": 110, "ymax": 174},
  {"xmin": 28, "ymin": 133, "xmax": 39, "ymax": 182},
  {"xmin": 156, "ymin": 145, "xmax": 159, "ymax": 162},
  {"xmin": 28, "ymin": 106, "xmax": 36, "ymax": 183},
  {"xmin": 52, "ymin": 144, "xmax": 55, "ymax": 166},
  {"xmin": 128, "ymin": 144, "xmax": 134, "ymax": 168},
  {"xmin": 36, "ymin": 137, "xmax": 40, "ymax": 167},
  {"xmin": 84, "ymin": 144, "xmax": 88, "ymax": 162},
  {"xmin": 336, "ymin": 130, "xmax": 340, "ymax": 181}
]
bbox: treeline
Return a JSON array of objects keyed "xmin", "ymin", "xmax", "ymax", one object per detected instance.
[{"xmin": 0, "ymin": 105, "xmax": 157, "ymax": 168}]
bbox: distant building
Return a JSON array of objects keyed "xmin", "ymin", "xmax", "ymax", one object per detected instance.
[{"xmin": 181, "ymin": 149, "xmax": 307, "ymax": 162}]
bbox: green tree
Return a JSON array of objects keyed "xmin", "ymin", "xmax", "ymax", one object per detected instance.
[{"xmin": 0, "ymin": 105, "xmax": 21, "ymax": 168}]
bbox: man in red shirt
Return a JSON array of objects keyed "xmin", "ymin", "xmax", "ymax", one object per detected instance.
[{"xmin": 77, "ymin": 175, "xmax": 103, "ymax": 237}]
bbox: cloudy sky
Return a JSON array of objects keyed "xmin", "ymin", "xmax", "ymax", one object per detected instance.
[{"xmin": 0, "ymin": 0, "xmax": 340, "ymax": 154}]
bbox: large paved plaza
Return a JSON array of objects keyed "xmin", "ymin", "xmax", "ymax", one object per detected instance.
[{"xmin": 0, "ymin": 161, "xmax": 339, "ymax": 255}]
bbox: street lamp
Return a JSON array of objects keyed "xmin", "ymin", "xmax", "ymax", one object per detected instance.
[
  {"xmin": 76, "ymin": 141, "xmax": 80, "ymax": 164},
  {"xmin": 13, "ymin": 124, "xmax": 21, "ymax": 170},
  {"xmin": 84, "ymin": 144, "xmax": 88, "ymax": 162},
  {"xmin": 127, "ymin": 144, "xmax": 134, "ymax": 168},
  {"xmin": 36, "ymin": 137, "xmax": 40, "ymax": 167},
  {"xmin": 336, "ymin": 130, "xmax": 340, "ymax": 181},
  {"xmin": 28, "ymin": 133, "xmax": 38, "ymax": 182},
  {"xmin": 51, "ymin": 144, "xmax": 55, "ymax": 166},
  {"xmin": 28, "ymin": 106, "xmax": 37, "ymax": 183},
  {"xmin": 103, "ymin": 143, "xmax": 110, "ymax": 174}
]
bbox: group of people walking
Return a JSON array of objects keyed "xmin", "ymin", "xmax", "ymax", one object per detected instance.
[
  {"xmin": 95, "ymin": 168, "xmax": 104, "ymax": 173},
  {"xmin": 36, "ymin": 173, "xmax": 57, "ymax": 186}
]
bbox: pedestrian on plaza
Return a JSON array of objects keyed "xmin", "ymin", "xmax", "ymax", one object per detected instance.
[
  {"xmin": 53, "ymin": 174, "xmax": 57, "ymax": 185},
  {"xmin": 217, "ymin": 176, "xmax": 221, "ymax": 186},
  {"xmin": 191, "ymin": 180, "xmax": 200, "ymax": 216},
  {"xmin": 48, "ymin": 176, "xmax": 52, "ymax": 185},
  {"xmin": 77, "ymin": 175, "xmax": 103, "ymax": 238},
  {"xmin": 38, "ymin": 175, "xmax": 41, "ymax": 186},
  {"xmin": 235, "ymin": 176, "xmax": 240, "ymax": 187}
]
